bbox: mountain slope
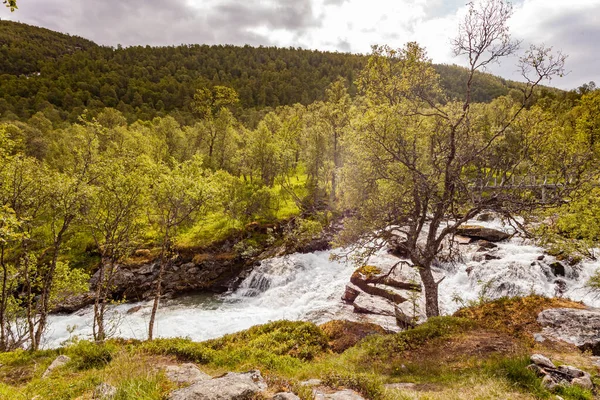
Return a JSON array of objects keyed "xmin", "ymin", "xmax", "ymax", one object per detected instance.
[{"xmin": 0, "ymin": 21, "xmax": 559, "ymax": 123}]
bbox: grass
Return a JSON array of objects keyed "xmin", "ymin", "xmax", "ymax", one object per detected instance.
[{"xmin": 0, "ymin": 297, "xmax": 596, "ymax": 399}]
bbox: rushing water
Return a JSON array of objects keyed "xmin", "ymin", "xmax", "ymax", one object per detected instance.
[{"xmin": 42, "ymin": 219, "xmax": 600, "ymax": 349}]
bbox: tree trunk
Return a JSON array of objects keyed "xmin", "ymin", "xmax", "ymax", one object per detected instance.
[
  {"xmin": 418, "ymin": 264, "xmax": 440, "ymax": 317},
  {"xmin": 148, "ymin": 233, "xmax": 169, "ymax": 340},
  {"xmin": 93, "ymin": 259, "xmax": 107, "ymax": 341},
  {"xmin": 0, "ymin": 246, "xmax": 7, "ymax": 350}
]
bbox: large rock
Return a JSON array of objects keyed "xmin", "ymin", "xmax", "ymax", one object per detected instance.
[
  {"xmin": 537, "ymin": 308, "xmax": 600, "ymax": 354},
  {"xmin": 94, "ymin": 383, "xmax": 117, "ymax": 399},
  {"xmin": 530, "ymin": 354, "xmax": 555, "ymax": 369},
  {"xmin": 353, "ymin": 292, "xmax": 396, "ymax": 316},
  {"xmin": 42, "ymin": 355, "xmax": 71, "ymax": 378},
  {"xmin": 350, "ymin": 266, "xmax": 420, "ymax": 293},
  {"xmin": 165, "ymin": 363, "xmax": 211, "ymax": 385},
  {"xmin": 455, "ymin": 225, "xmax": 510, "ymax": 242},
  {"xmin": 168, "ymin": 370, "xmax": 266, "ymax": 400}
]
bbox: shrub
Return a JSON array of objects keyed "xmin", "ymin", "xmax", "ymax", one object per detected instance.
[{"xmin": 67, "ymin": 340, "xmax": 117, "ymax": 370}]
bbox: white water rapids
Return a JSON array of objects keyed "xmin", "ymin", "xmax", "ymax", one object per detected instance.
[{"xmin": 42, "ymin": 219, "xmax": 600, "ymax": 349}]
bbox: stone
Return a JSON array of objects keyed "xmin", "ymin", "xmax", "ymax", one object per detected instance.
[
  {"xmin": 527, "ymin": 364, "xmax": 547, "ymax": 376},
  {"xmin": 455, "ymin": 225, "xmax": 510, "ymax": 242},
  {"xmin": 165, "ymin": 363, "xmax": 211, "ymax": 385},
  {"xmin": 537, "ymin": 308, "xmax": 600, "ymax": 354},
  {"xmin": 484, "ymin": 253, "xmax": 501, "ymax": 260},
  {"xmin": 549, "ymin": 262, "xmax": 566, "ymax": 277},
  {"xmin": 94, "ymin": 382, "xmax": 117, "ymax": 399},
  {"xmin": 572, "ymin": 375, "xmax": 594, "ymax": 390},
  {"xmin": 477, "ymin": 240, "xmax": 498, "ymax": 250},
  {"xmin": 541, "ymin": 375, "xmax": 558, "ymax": 391},
  {"xmin": 353, "ymin": 292, "xmax": 396, "ymax": 316},
  {"xmin": 454, "ymin": 235, "xmax": 473, "ymax": 245},
  {"xmin": 168, "ymin": 370, "xmax": 266, "ymax": 400},
  {"xmin": 476, "ymin": 212, "xmax": 495, "ymax": 222},
  {"xmin": 313, "ymin": 389, "xmax": 365, "ymax": 399},
  {"xmin": 557, "ymin": 365, "xmax": 586, "ymax": 379},
  {"xmin": 531, "ymin": 354, "xmax": 556, "ymax": 369},
  {"xmin": 533, "ymin": 333, "xmax": 546, "ymax": 343},
  {"xmin": 271, "ymin": 393, "xmax": 300, "ymax": 400},
  {"xmin": 341, "ymin": 283, "xmax": 361, "ymax": 303},
  {"xmin": 42, "ymin": 355, "xmax": 71, "ymax": 378}
]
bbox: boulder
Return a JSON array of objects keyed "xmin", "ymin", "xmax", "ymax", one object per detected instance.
[
  {"xmin": 476, "ymin": 240, "xmax": 498, "ymax": 251},
  {"xmin": 549, "ymin": 262, "xmax": 566, "ymax": 277},
  {"xmin": 42, "ymin": 355, "xmax": 71, "ymax": 378},
  {"xmin": 541, "ymin": 375, "xmax": 558, "ymax": 391},
  {"xmin": 168, "ymin": 370, "xmax": 266, "ymax": 400},
  {"xmin": 165, "ymin": 363, "xmax": 211, "ymax": 385},
  {"xmin": 313, "ymin": 389, "xmax": 365, "ymax": 399},
  {"xmin": 455, "ymin": 225, "xmax": 510, "ymax": 242},
  {"xmin": 350, "ymin": 266, "xmax": 420, "ymax": 292},
  {"xmin": 341, "ymin": 283, "xmax": 361, "ymax": 303},
  {"xmin": 94, "ymin": 383, "xmax": 117, "ymax": 399},
  {"xmin": 531, "ymin": 354, "xmax": 556, "ymax": 369},
  {"xmin": 557, "ymin": 365, "xmax": 586, "ymax": 379},
  {"xmin": 572, "ymin": 375, "xmax": 594, "ymax": 390},
  {"xmin": 537, "ymin": 308, "xmax": 600, "ymax": 354},
  {"xmin": 271, "ymin": 393, "xmax": 300, "ymax": 400},
  {"xmin": 353, "ymin": 292, "xmax": 396, "ymax": 316},
  {"xmin": 454, "ymin": 235, "xmax": 473, "ymax": 245}
]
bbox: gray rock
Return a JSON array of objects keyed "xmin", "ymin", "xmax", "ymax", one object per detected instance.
[
  {"xmin": 531, "ymin": 354, "xmax": 555, "ymax": 369},
  {"xmin": 94, "ymin": 382, "xmax": 117, "ymax": 399},
  {"xmin": 541, "ymin": 375, "xmax": 558, "ymax": 391},
  {"xmin": 533, "ymin": 333, "xmax": 546, "ymax": 343},
  {"xmin": 165, "ymin": 363, "xmax": 211, "ymax": 385},
  {"xmin": 42, "ymin": 355, "xmax": 71, "ymax": 378},
  {"xmin": 168, "ymin": 370, "xmax": 266, "ymax": 400},
  {"xmin": 313, "ymin": 389, "xmax": 365, "ymax": 399},
  {"xmin": 342, "ymin": 283, "xmax": 361, "ymax": 303},
  {"xmin": 538, "ymin": 308, "xmax": 600, "ymax": 354},
  {"xmin": 572, "ymin": 375, "xmax": 594, "ymax": 390},
  {"xmin": 557, "ymin": 365, "xmax": 586, "ymax": 379},
  {"xmin": 527, "ymin": 364, "xmax": 547, "ymax": 376},
  {"xmin": 353, "ymin": 292, "xmax": 396, "ymax": 316},
  {"xmin": 271, "ymin": 393, "xmax": 300, "ymax": 400},
  {"xmin": 455, "ymin": 226, "xmax": 510, "ymax": 242}
]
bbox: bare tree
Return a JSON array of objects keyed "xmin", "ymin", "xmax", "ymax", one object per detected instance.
[{"xmin": 340, "ymin": 0, "xmax": 579, "ymax": 317}]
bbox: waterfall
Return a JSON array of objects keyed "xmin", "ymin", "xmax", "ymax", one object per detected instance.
[{"xmin": 42, "ymin": 219, "xmax": 600, "ymax": 349}]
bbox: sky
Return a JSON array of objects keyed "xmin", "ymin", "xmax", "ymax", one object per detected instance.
[{"xmin": 3, "ymin": 0, "xmax": 600, "ymax": 90}]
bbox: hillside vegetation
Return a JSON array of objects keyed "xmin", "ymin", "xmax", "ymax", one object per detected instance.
[{"xmin": 0, "ymin": 21, "xmax": 565, "ymax": 124}]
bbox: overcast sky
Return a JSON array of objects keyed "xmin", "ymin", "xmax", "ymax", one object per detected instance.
[{"xmin": 4, "ymin": 0, "xmax": 599, "ymax": 90}]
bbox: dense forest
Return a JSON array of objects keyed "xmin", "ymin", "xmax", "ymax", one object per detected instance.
[
  {"xmin": 0, "ymin": 11, "xmax": 599, "ymax": 353},
  {"xmin": 0, "ymin": 21, "xmax": 568, "ymax": 125}
]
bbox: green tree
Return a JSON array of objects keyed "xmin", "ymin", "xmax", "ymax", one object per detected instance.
[
  {"xmin": 339, "ymin": 0, "xmax": 574, "ymax": 317},
  {"xmin": 147, "ymin": 157, "xmax": 213, "ymax": 340}
]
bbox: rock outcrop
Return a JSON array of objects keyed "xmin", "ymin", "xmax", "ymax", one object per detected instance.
[
  {"xmin": 342, "ymin": 263, "xmax": 423, "ymax": 329},
  {"xmin": 94, "ymin": 383, "xmax": 117, "ymax": 399},
  {"xmin": 528, "ymin": 354, "xmax": 593, "ymax": 391},
  {"xmin": 455, "ymin": 225, "xmax": 510, "ymax": 242},
  {"xmin": 42, "ymin": 355, "xmax": 70, "ymax": 378},
  {"xmin": 168, "ymin": 370, "xmax": 267, "ymax": 400},
  {"xmin": 537, "ymin": 307, "xmax": 600, "ymax": 354},
  {"xmin": 165, "ymin": 363, "xmax": 211, "ymax": 385}
]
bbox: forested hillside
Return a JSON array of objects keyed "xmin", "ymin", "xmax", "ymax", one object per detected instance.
[{"xmin": 0, "ymin": 21, "xmax": 564, "ymax": 124}]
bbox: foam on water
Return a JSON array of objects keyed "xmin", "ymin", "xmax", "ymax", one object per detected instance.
[{"xmin": 42, "ymin": 219, "xmax": 600, "ymax": 348}]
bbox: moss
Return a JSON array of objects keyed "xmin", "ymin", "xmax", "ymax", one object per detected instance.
[
  {"xmin": 319, "ymin": 320, "xmax": 388, "ymax": 353},
  {"xmin": 355, "ymin": 265, "xmax": 383, "ymax": 280}
]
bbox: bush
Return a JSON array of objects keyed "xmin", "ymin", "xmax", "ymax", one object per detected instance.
[{"xmin": 67, "ymin": 340, "xmax": 117, "ymax": 370}]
